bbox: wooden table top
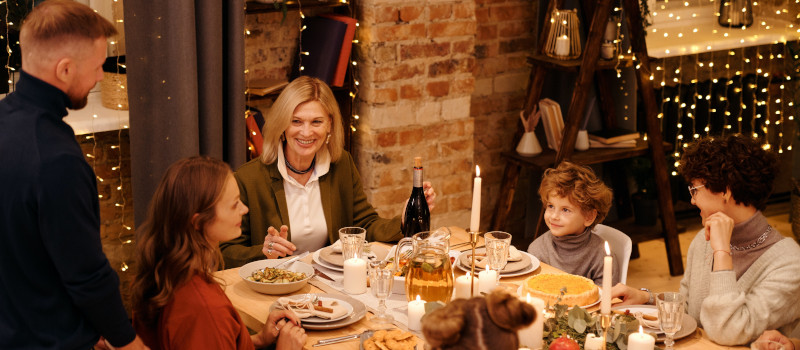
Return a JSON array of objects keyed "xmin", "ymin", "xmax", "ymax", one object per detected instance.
[{"xmin": 214, "ymin": 227, "xmax": 745, "ymax": 349}]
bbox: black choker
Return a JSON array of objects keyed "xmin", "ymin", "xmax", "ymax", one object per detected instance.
[{"xmin": 285, "ymin": 155, "xmax": 316, "ymax": 174}]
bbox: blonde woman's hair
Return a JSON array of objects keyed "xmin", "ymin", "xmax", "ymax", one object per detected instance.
[
  {"xmin": 538, "ymin": 161, "xmax": 613, "ymax": 228},
  {"xmin": 260, "ymin": 76, "xmax": 344, "ymax": 164}
]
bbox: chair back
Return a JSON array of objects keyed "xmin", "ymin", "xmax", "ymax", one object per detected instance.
[{"xmin": 592, "ymin": 224, "xmax": 632, "ymax": 284}]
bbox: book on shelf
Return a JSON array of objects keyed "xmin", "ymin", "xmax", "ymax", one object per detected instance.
[
  {"xmin": 246, "ymin": 78, "xmax": 288, "ymax": 96},
  {"xmin": 320, "ymin": 13, "xmax": 356, "ymax": 87},
  {"xmin": 539, "ymin": 98, "xmax": 565, "ymax": 151},
  {"xmin": 589, "ymin": 139, "xmax": 637, "ymax": 148},
  {"xmin": 292, "ymin": 16, "xmax": 347, "ymax": 85},
  {"xmin": 588, "ymin": 128, "xmax": 640, "ymax": 144}
]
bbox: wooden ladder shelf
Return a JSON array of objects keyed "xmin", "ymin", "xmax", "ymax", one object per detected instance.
[{"xmin": 491, "ymin": 0, "xmax": 684, "ymax": 275}]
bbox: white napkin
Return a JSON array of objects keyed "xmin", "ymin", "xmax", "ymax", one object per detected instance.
[
  {"xmin": 508, "ymin": 246, "xmax": 522, "ymax": 261},
  {"xmin": 276, "ymin": 297, "xmax": 348, "ymax": 320},
  {"xmin": 331, "ymin": 239, "xmax": 343, "ymax": 253},
  {"xmin": 329, "ymin": 240, "xmax": 377, "ymax": 260}
]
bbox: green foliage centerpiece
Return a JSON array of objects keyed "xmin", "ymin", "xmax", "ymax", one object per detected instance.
[{"xmin": 543, "ymin": 288, "xmax": 643, "ymax": 350}]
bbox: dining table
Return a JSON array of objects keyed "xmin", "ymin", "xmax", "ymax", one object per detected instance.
[{"xmin": 214, "ymin": 227, "xmax": 747, "ymax": 350}]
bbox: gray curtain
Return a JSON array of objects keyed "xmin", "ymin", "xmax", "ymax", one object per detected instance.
[{"xmin": 124, "ymin": 0, "xmax": 245, "ymax": 226}]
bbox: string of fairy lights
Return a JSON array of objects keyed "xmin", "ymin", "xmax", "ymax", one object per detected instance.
[
  {"xmin": 643, "ymin": 0, "xmax": 800, "ymax": 176},
  {"xmin": 243, "ymin": 0, "xmax": 360, "ymax": 145}
]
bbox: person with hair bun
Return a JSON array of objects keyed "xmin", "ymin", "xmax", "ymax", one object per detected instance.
[
  {"xmin": 131, "ymin": 157, "xmax": 306, "ymax": 350},
  {"xmin": 422, "ymin": 290, "xmax": 536, "ymax": 350},
  {"xmin": 526, "ymin": 161, "xmax": 618, "ymax": 285},
  {"xmin": 612, "ymin": 134, "xmax": 800, "ymax": 346}
]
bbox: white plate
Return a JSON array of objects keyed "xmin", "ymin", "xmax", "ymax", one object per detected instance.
[
  {"xmin": 457, "ymin": 252, "xmax": 540, "ymax": 278},
  {"xmin": 272, "ymin": 294, "xmax": 354, "ymax": 323},
  {"xmin": 611, "ymin": 305, "xmax": 698, "ymax": 342},
  {"xmin": 517, "ymin": 285, "xmax": 603, "ymax": 309},
  {"xmin": 313, "ymin": 249, "xmax": 343, "ymax": 272},
  {"xmin": 271, "ymin": 293, "xmax": 367, "ymax": 330}
]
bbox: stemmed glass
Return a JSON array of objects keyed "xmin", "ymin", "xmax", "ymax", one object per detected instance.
[
  {"xmin": 485, "ymin": 231, "xmax": 512, "ymax": 272},
  {"xmin": 368, "ymin": 260, "xmax": 395, "ymax": 325},
  {"xmin": 656, "ymin": 292, "xmax": 685, "ymax": 350}
]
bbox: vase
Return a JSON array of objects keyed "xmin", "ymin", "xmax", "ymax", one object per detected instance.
[
  {"xmin": 575, "ymin": 130, "xmax": 590, "ymax": 151},
  {"xmin": 517, "ymin": 132, "xmax": 542, "ymax": 157}
]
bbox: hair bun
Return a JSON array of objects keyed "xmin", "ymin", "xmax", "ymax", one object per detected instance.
[{"xmin": 486, "ymin": 290, "xmax": 536, "ymax": 331}]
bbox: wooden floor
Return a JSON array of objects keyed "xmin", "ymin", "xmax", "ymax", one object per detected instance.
[{"xmin": 625, "ymin": 201, "xmax": 795, "ymax": 292}]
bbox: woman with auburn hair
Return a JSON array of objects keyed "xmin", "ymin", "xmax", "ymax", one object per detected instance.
[
  {"xmin": 131, "ymin": 156, "xmax": 306, "ymax": 350},
  {"xmin": 221, "ymin": 76, "xmax": 437, "ymax": 267},
  {"xmin": 611, "ymin": 134, "xmax": 800, "ymax": 346}
]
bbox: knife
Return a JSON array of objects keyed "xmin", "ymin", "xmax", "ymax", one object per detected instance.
[
  {"xmin": 313, "ymin": 267, "xmax": 335, "ymax": 281},
  {"xmin": 273, "ymin": 251, "xmax": 309, "ymax": 269}
]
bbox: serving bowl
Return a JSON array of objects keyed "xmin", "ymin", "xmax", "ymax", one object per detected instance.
[{"xmin": 239, "ymin": 259, "xmax": 314, "ymax": 295}]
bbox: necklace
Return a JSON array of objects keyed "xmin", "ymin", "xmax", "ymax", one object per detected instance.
[
  {"xmin": 730, "ymin": 226, "xmax": 772, "ymax": 252},
  {"xmin": 285, "ymin": 155, "xmax": 316, "ymax": 174}
]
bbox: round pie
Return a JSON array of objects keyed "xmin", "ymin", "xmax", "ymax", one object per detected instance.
[{"xmin": 522, "ymin": 273, "xmax": 599, "ymax": 307}]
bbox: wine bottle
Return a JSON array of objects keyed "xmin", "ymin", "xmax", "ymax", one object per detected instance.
[{"xmin": 402, "ymin": 157, "xmax": 430, "ymax": 237}]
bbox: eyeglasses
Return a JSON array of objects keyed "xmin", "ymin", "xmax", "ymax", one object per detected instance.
[{"xmin": 688, "ymin": 184, "xmax": 705, "ymax": 198}]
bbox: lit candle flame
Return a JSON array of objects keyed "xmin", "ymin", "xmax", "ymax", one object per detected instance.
[
  {"xmin": 416, "ymin": 295, "xmax": 421, "ymax": 302},
  {"xmin": 639, "ymin": 325, "xmax": 644, "ymax": 334},
  {"xmin": 604, "ymin": 241, "xmax": 611, "ymax": 255},
  {"xmin": 476, "ymin": 165, "xmax": 480, "ymax": 177}
]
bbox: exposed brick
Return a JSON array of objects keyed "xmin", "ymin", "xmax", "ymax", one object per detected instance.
[
  {"xmin": 442, "ymin": 96, "xmax": 472, "ymax": 120},
  {"xmin": 478, "ymin": 24, "xmax": 498, "ymax": 40},
  {"xmin": 374, "ymin": 88, "xmax": 399, "ymax": 103},
  {"xmin": 430, "ymin": 4, "xmax": 452, "ymax": 21},
  {"xmin": 494, "ymin": 71, "xmax": 529, "ymax": 93},
  {"xmin": 452, "ymin": 40, "xmax": 473, "ymax": 54},
  {"xmin": 375, "ymin": 6, "xmax": 400, "ymax": 23},
  {"xmin": 429, "ymin": 21, "xmax": 476, "ymax": 38},
  {"xmin": 451, "ymin": 76, "xmax": 476, "ymax": 94},
  {"xmin": 373, "ymin": 63, "xmax": 425, "ymax": 82},
  {"xmin": 399, "ymin": 5, "xmax": 424, "ymax": 22},
  {"xmin": 400, "ymin": 84, "xmax": 422, "ymax": 99},
  {"xmin": 377, "ymin": 130, "xmax": 398, "ymax": 147},
  {"xmin": 370, "ymin": 43, "xmax": 398, "ymax": 63},
  {"xmin": 426, "ymin": 81, "xmax": 450, "ymax": 97},
  {"xmin": 475, "ymin": 7, "xmax": 490, "ymax": 22},
  {"xmin": 400, "ymin": 42, "xmax": 450, "ymax": 60},
  {"xmin": 474, "ymin": 42, "xmax": 499, "ymax": 59},
  {"xmin": 441, "ymin": 139, "xmax": 471, "ymax": 157},
  {"xmin": 375, "ymin": 23, "xmax": 426, "ymax": 42},
  {"xmin": 371, "ymin": 187, "xmax": 412, "ymax": 207},
  {"xmin": 453, "ymin": 3, "xmax": 474, "ymax": 19},
  {"xmin": 429, "ymin": 59, "xmax": 458, "ymax": 77},
  {"xmin": 490, "ymin": 4, "xmax": 531, "ymax": 21},
  {"xmin": 399, "ymin": 128, "xmax": 425, "ymax": 146},
  {"xmin": 498, "ymin": 20, "xmax": 533, "ymax": 38},
  {"xmin": 448, "ymin": 192, "xmax": 472, "ymax": 211},
  {"xmin": 499, "ymin": 37, "xmax": 535, "ymax": 54}
]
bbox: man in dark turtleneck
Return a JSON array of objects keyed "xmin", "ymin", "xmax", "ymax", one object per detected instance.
[{"xmin": 0, "ymin": 1, "xmax": 147, "ymax": 349}]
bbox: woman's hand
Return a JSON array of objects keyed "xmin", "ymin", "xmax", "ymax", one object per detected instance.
[
  {"xmin": 610, "ymin": 283, "xmax": 650, "ymax": 306},
  {"xmin": 263, "ymin": 225, "xmax": 297, "ymax": 258},
  {"xmin": 275, "ymin": 322, "xmax": 307, "ymax": 350},
  {"xmin": 756, "ymin": 330, "xmax": 795, "ymax": 350},
  {"xmin": 253, "ymin": 309, "xmax": 302, "ymax": 348},
  {"xmin": 423, "ymin": 181, "xmax": 436, "ymax": 211},
  {"xmin": 704, "ymin": 211, "xmax": 735, "ymax": 251}
]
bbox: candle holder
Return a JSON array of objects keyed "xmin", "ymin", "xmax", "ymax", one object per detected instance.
[
  {"xmin": 543, "ymin": 9, "xmax": 581, "ymax": 60},
  {"xmin": 469, "ymin": 231, "xmax": 479, "ymax": 297},
  {"xmin": 600, "ymin": 313, "xmax": 612, "ymax": 350}
]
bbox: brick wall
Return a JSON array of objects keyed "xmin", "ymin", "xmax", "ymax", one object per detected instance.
[
  {"xmin": 355, "ymin": 0, "xmax": 478, "ymax": 229},
  {"xmin": 470, "ymin": 0, "xmax": 536, "ymax": 231}
]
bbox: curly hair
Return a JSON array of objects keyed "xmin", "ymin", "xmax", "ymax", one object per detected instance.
[
  {"xmin": 678, "ymin": 134, "xmax": 779, "ymax": 211},
  {"xmin": 538, "ymin": 162, "xmax": 613, "ymax": 228},
  {"xmin": 130, "ymin": 156, "xmax": 231, "ymax": 328}
]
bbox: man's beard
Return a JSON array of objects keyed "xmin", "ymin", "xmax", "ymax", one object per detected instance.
[{"xmin": 68, "ymin": 92, "xmax": 89, "ymax": 110}]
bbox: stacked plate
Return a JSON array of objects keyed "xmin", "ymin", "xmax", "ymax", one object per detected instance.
[
  {"xmin": 312, "ymin": 243, "xmax": 388, "ymax": 271},
  {"xmin": 455, "ymin": 248, "xmax": 540, "ymax": 278},
  {"xmin": 270, "ymin": 293, "xmax": 367, "ymax": 330}
]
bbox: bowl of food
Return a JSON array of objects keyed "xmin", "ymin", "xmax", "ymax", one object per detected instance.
[{"xmin": 239, "ymin": 259, "xmax": 314, "ymax": 295}]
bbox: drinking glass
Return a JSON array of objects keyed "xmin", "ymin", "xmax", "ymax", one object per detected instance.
[
  {"xmin": 369, "ymin": 260, "xmax": 395, "ymax": 325},
  {"xmin": 751, "ymin": 340, "xmax": 786, "ymax": 350},
  {"xmin": 656, "ymin": 292, "xmax": 685, "ymax": 350},
  {"xmin": 484, "ymin": 231, "xmax": 512, "ymax": 271},
  {"xmin": 342, "ymin": 237, "xmax": 365, "ymax": 260}
]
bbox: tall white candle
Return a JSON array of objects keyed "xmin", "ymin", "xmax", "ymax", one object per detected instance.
[
  {"xmin": 407, "ymin": 295, "xmax": 426, "ymax": 331},
  {"xmin": 518, "ymin": 294, "xmax": 544, "ymax": 349},
  {"xmin": 477, "ymin": 269, "xmax": 497, "ymax": 295},
  {"xmin": 470, "ymin": 165, "xmax": 481, "ymax": 232},
  {"xmin": 628, "ymin": 326, "xmax": 656, "ymax": 350},
  {"xmin": 601, "ymin": 241, "xmax": 612, "ymax": 315},
  {"xmin": 343, "ymin": 257, "xmax": 367, "ymax": 294},
  {"xmin": 454, "ymin": 272, "xmax": 478, "ymax": 299},
  {"xmin": 555, "ymin": 35, "xmax": 570, "ymax": 56}
]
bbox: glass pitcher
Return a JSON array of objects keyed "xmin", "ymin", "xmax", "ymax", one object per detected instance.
[{"xmin": 394, "ymin": 227, "xmax": 454, "ymax": 304}]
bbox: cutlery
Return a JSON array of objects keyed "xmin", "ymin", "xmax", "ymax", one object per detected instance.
[
  {"xmin": 450, "ymin": 242, "xmax": 472, "ymax": 249},
  {"xmin": 459, "ymin": 245, "xmax": 484, "ymax": 252},
  {"xmin": 273, "ymin": 251, "xmax": 310, "ymax": 269},
  {"xmin": 312, "ymin": 330, "xmax": 371, "ymax": 347},
  {"xmin": 313, "ymin": 267, "xmax": 336, "ymax": 281}
]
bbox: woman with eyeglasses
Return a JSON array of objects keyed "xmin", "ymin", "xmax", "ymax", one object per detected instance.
[{"xmin": 610, "ymin": 134, "xmax": 800, "ymax": 346}]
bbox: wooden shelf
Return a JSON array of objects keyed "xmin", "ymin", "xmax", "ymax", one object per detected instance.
[
  {"xmin": 245, "ymin": 0, "xmax": 348, "ymax": 14},
  {"xmin": 527, "ymin": 54, "xmax": 635, "ymax": 72},
  {"xmin": 501, "ymin": 139, "xmax": 671, "ymax": 170}
]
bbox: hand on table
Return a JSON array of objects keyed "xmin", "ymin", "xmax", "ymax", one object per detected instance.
[
  {"xmin": 276, "ymin": 322, "xmax": 307, "ymax": 350},
  {"xmin": 610, "ymin": 283, "xmax": 650, "ymax": 306},
  {"xmin": 756, "ymin": 330, "xmax": 795, "ymax": 350},
  {"xmin": 263, "ymin": 225, "xmax": 297, "ymax": 258},
  {"xmin": 98, "ymin": 336, "xmax": 149, "ymax": 350},
  {"xmin": 254, "ymin": 309, "xmax": 303, "ymax": 348}
]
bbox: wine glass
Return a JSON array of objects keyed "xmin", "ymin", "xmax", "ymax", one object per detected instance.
[
  {"xmin": 484, "ymin": 231, "xmax": 511, "ymax": 272},
  {"xmin": 369, "ymin": 260, "xmax": 395, "ymax": 325},
  {"xmin": 656, "ymin": 292, "xmax": 685, "ymax": 350}
]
